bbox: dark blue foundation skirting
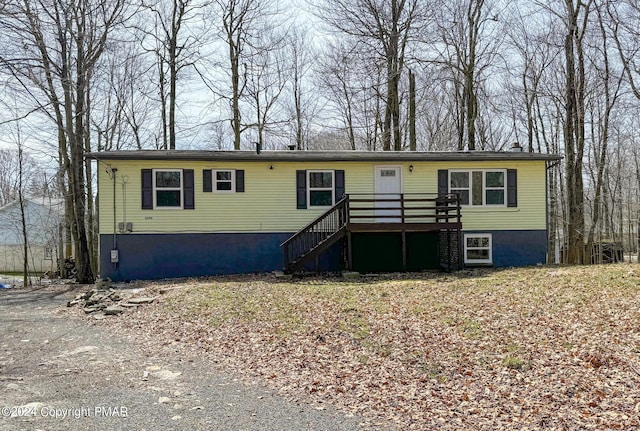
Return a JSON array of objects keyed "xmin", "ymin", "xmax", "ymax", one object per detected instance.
[
  {"xmin": 99, "ymin": 232, "xmax": 342, "ymax": 281},
  {"xmin": 100, "ymin": 229, "xmax": 548, "ymax": 281},
  {"xmin": 463, "ymin": 229, "xmax": 548, "ymax": 267}
]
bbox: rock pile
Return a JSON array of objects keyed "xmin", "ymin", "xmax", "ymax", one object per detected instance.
[{"xmin": 67, "ymin": 279, "xmax": 157, "ymax": 318}]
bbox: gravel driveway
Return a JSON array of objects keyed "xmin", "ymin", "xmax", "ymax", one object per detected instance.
[{"xmin": 0, "ymin": 285, "xmax": 363, "ymax": 431}]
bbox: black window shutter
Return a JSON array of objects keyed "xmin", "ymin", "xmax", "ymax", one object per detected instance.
[
  {"xmin": 296, "ymin": 170, "xmax": 307, "ymax": 209},
  {"xmin": 507, "ymin": 169, "xmax": 517, "ymax": 207},
  {"xmin": 183, "ymin": 169, "xmax": 195, "ymax": 209},
  {"xmin": 437, "ymin": 170, "xmax": 449, "ymax": 195},
  {"xmin": 203, "ymin": 169, "xmax": 212, "ymax": 192},
  {"xmin": 141, "ymin": 169, "xmax": 153, "ymax": 210},
  {"xmin": 335, "ymin": 170, "xmax": 345, "ymax": 201},
  {"xmin": 236, "ymin": 170, "xmax": 245, "ymax": 192}
]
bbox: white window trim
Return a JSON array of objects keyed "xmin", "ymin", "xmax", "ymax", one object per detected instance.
[
  {"xmin": 449, "ymin": 169, "xmax": 507, "ymax": 207},
  {"xmin": 212, "ymin": 169, "xmax": 236, "ymax": 193},
  {"xmin": 153, "ymin": 169, "xmax": 183, "ymax": 209},
  {"xmin": 307, "ymin": 170, "xmax": 335, "ymax": 208},
  {"xmin": 464, "ymin": 233, "xmax": 493, "ymax": 265}
]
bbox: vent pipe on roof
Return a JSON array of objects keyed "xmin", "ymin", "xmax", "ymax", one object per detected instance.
[
  {"xmin": 510, "ymin": 142, "xmax": 523, "ymax": 152},
  {"xmin": 255, "ymin": 142, "xmax": 262, "ymax": 154},
  {"xmin": 288, "ymin": 144, "xmax": 296, "ymax": 151}
]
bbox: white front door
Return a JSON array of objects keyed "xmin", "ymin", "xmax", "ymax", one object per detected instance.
[{"xmin": 374, "ymin": 166, "xmax": 402, "ymax": 222}]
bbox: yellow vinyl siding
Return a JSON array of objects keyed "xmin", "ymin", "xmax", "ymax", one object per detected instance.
[
  {"xmin": 96, "ymin": 159, "xmax": 547, "ymax": 234},
  {"xmin": 429, "ymin": 161, "xmax": 547, "ymax": 231}
]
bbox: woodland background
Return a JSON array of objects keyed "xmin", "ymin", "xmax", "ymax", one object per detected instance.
[{"xmin": 1, "ymin": 0, "xmax": 639, "ymax": 282}]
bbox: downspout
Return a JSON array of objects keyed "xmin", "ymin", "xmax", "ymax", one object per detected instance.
[{"xmin": 112, "ymin": 168, "xmax": 118, "ymax": 264}]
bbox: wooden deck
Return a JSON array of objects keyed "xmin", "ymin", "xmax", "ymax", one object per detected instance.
[{"xmin": 282, "ymin": 193, "xmax": 463, "ymax": 274}]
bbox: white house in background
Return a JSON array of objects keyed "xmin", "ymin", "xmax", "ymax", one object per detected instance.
[{"xmin": 0, "ymin": 197, "xmax": 65, "ymax": 273}]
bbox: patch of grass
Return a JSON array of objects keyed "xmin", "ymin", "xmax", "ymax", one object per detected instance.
[
  {"xmin": 178, "ymin": 283, "xmax": 304, "ymax": 334},
  {"xmin": 502, "ymin": 356, "xmax": 525, "ymax": 370},
  {"xmin": 460, "ymin": 318, "xmax": 483, "ymax": 338},
  {"xmin": 338, "ymin": 313, "xmax": 370, "ymax": 340}
]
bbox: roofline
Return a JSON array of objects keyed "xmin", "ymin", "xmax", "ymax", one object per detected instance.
[
  {"xmin": 87, "ymin": 150, "xmax": 562, "ymax": 162},
  {"xmin": 0, "ymin": 197, "xmax": 64, "ymax": 213}
]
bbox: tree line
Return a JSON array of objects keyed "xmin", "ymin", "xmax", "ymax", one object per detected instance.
[{"xmin": 1, "ymin": 0, "xmax": 640, "ymax": 282}]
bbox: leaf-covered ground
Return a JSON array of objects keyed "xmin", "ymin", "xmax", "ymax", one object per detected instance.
[{"xmin": 100, "ymin": 265, "xmax": 640, "ymax": 430}]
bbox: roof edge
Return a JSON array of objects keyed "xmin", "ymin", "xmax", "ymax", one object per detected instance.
[{"xmin": 87, "ymin": 149, "xmax": 562, "ymax": 162}]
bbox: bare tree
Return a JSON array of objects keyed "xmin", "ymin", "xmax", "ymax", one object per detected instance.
[
  {"xmin": 429, "ymin": 0, "xmax": 503, "ymax": 150},
  {"xmin": 316, "ymin": 42, "xmax": 361, "ymax": 151},
  {"xmin": 286, "ymin": 26, "xmax": 316, "ymax": 150},
  {"xmin": 140, "ymin": 0, "xmax": 209, "ymax": 150},
  {"xmin": 244, "ymin": 29, "xmax": 288, "ymax": 148},
  {"xmin": 504, "ymin": 4, "xmax": 556, "ymax": 153},
  {"xmin": 214, "ymin": 0, "xmax": 276, "ymax": 150},
  {"xmin": 318, "ymin": 0, "xmax": 426, "ymax": 151},
  {"xmin": 584, "ymin": 2, "xmax": 624, "ymax": 259},
  {"xmin": 315, "ymin": 38, "xmax": 387, "ymax": 151},
  {"xmin": 0, "ymin": 0, "xmax": 126, "ymax": 283}
]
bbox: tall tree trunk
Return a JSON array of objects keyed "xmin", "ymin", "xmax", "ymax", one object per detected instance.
[
  {"xmin": 383, "ymin": 85, "xmax": 393, "ymax": 151},
  {"xmin": 563, "ymin": 0, "xmax": 589, "ymax": 264},
  {"xmin": 18, "ymin": 146, "xmax": 29, "ymax": 287},
  {"xmin": 409, "ymin": 69, "xmax": 416, "ymax": 151},
  {"xmin": 158, "ymin": 54, "xmax": 168, "ymax": 149},
  {"xmin": 168, "ymin": 1, "xmax": 180, "ymax": 150},
  {"xmin": 230, "ymin": 41, "xmax": 241, "ymax": 150}
]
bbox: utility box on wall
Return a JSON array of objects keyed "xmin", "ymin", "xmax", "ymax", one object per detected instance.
[{"xmin": 110, "ymin": 249, "xmax": 119, "ymax": 263}]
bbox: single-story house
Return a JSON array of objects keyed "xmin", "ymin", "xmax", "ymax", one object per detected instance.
[
  {"xmin": 0, "ymin": 198, "xmax": 65, "ymax": 273},
  {"xmin": 88, "ymin": 149, "xmax": 561, "ymax": 281}
]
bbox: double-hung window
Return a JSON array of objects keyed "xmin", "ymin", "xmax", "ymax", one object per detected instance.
[
  {"xmin": 213, "ymin": 169, "xmax": 235, "ymax": 192},
  {"xmin": 296, "ymin": 170, "xmax": 345, "ymax": 209},
  {"xmin": 154, "ymin": 169, "xmax": 182, "ymax": 208},
  {"xmin": 464, "ymin": 234, "xmax": 492, "ymax": 265},
  {"xmin": 307, "ymin": 170, "xmax": 334, "ymax": 207},
  {"xmin": 142, "ymin": 168, "xmax": 194, "ymax": 210},
  {"xmin": 449, "ymin": 170, "xmax": 506, "ymax": 206}
]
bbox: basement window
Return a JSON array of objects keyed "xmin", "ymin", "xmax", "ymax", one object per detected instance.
[{"xmin": 464, "ymin": 233, "xmax": 492, "ymax": 265}]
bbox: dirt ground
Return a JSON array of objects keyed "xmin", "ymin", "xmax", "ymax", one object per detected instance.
[{"xmin": 0, "ymin": 284, "xmax": 365, "ymax": 431}]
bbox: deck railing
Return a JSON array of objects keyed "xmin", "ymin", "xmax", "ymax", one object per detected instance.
[{"xmin": 348, "ymin": 193, "xmax": 461, "ymax": 225}]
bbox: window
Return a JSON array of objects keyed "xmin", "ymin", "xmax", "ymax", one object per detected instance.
[
  {"xmin": 203, "ymin": 169, "xmax": 244, "ymax": 193},
  {"xmin": 449, "ymin": 170, "xmax": 506, "ymax": 206},
  {"xmin": 154, "ymin": 169, "xmax": 182, "ymax": 208},
  {"xmin": 296, "ymin": 170, "xmax": 344, "ymax": 209},
  {"xmin": 142, "ymin": 169, "xmax": 194, "ymax": 210},
  {"xmin": 213, "ymin": 169, "xmax": 235, "ymax": 192},
  {"xmin": 308, "ymin": 170, "xmax": 334, "ymax": 207},
  {"xmin": 464, "ymin": 234, "xmax": 492, "ymax": 265},
  {"xmin": 44, "ymin": 246, "xmax": 53, "ymax": 261}
]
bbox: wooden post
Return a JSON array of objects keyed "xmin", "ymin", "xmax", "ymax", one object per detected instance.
[
  {"xmin": 447, "ymin": 229, "xmax": 452, "ymax": 272},
  {"xmin": 283, "ymin": 244, "xmax": 289, "ymax": 273}
]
